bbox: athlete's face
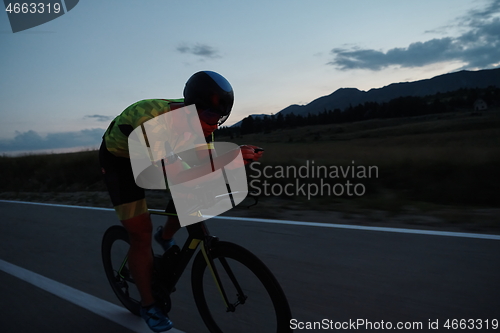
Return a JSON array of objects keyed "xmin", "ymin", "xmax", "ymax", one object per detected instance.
[
  {"xmin": 194, "ymin": 116, "xmax": 217, "ymax": 137},
  {"xmin": 193, "ymin": 108, "xmax": 218, "ymax": 137},
  {"xmin": 186, "ymin": 113, "xmax": 217, "ymax": 137}
]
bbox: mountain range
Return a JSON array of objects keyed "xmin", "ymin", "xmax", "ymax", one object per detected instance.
[{"xmin": 232, "ymin": 68, "xmax": 500, "ymax": 126}]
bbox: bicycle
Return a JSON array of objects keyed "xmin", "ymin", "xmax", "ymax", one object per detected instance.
[{"xmin": 101, "ymin": 189, "xmax": 293, "ymax": 332}]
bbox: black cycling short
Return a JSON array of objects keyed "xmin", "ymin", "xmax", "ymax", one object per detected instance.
[{"xmin": 99, "ymin": 140, "xmax": 176, "ymax": 220}]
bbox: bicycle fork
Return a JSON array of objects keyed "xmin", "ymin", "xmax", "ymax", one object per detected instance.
[{"xmin": 200, "ymin": 236, "xmax": 248, "ymax": 312}]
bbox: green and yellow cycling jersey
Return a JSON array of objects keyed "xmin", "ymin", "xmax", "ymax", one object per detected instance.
[{"xmin": 103, "ymin": 99, "xmax": 184, "ymax": 158}]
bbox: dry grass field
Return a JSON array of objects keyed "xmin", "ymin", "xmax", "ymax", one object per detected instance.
[{"xmin": 224, "ymin": 109, "xmax": 500, "ymax": 207}]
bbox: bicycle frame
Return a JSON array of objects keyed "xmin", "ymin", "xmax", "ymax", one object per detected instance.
[{"xmin": 144, "ymin": 210, "xmax": 246, "ymax": 312}]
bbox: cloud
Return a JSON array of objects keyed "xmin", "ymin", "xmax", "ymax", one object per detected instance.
[
  {"xmin": 0, "ymin": 128, "xmax": 105, "ymax": 152},
  {"xmin": 464, "ymin": 0, "xmax": 500, "ymax": 26},
  {"xmin": 176, "ymin": 43, "xmax": 221, "ymax": 59},
  {"xmin": 328, "ymin": 0, "xmax": 500, "ymax": 71},
  {"xmin": 84, "ymin": 114, "xmax": 115, "ymax": 122}
]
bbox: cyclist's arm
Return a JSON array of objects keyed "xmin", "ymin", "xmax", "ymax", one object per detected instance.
[
  {"xmin": 163, "ymin": 143, "xmax": 263, "ymax": 187},
  {"xmin": 164, "ymin": 147, "xmax": 242, "ymax": 187}
]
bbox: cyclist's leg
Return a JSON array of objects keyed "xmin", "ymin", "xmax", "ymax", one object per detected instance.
[
  {"xmin": 115, "ymin": 206, "xmax": 174, "ymax": 330},
  {"xmin": 99, "ymin": 141, "xmax": 155, "ymax": 306},
  {"xmin": 161, "ymin": 200, "xmax": 181, "ymax": 240},
  {"xmin": 121, "ymin": 211, "xmax": 155, "ymax": 306},
  {"xmin": 100, "ymin": 140, "xmax": 173, "ymax": 331}
]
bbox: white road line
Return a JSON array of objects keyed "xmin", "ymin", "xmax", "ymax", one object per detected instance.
[
  {"xmin": 213, "ymin": 216, "xmax": 500, "ymax": 240},
  {"xmin": 0, "ymin": 259, "xmax": 186, "ymax": 333},
  {"xmin": 0, "ymin": 200, "xmax": 115, "ymax": 211},
  {"xmin": 2, "ymin": 199, "xmax": 500, "ymax": 240}
]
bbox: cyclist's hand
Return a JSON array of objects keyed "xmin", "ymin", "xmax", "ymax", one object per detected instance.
[{"xmin": 240, "ymin": 145, "xmax": 264, "ymax": 165}]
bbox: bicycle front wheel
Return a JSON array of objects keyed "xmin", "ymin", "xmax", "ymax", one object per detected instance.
[
  {"xmin": 191, "ymin": 241, "xmax": 292, "ymax": 333},
  {"xmin": 101, "ymin": 225, "xmax": 141, "ymax": 316}
]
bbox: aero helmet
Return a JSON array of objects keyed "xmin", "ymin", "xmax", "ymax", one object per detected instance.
[{"xmin": 183, "ymin": 71, "xmax": 234, "ymax": 126}]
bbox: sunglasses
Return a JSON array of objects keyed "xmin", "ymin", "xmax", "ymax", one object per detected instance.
[{"xmin": 198, "ymin": 109, "xmax": 223, "ymax": 126}]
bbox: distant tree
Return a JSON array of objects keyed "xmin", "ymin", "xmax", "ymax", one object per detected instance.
[
  {"xmin": 275, "ymin": 113, "xmax": 284, "ymax": 129},
  {"xmin": 240, "ymin": 116, "xmax": 255, "ymax": 134}
]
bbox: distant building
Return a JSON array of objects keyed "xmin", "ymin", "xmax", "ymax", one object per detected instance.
[{"xmin": 474, "ymin": 99, "xmax": 488, "ymax": 111}]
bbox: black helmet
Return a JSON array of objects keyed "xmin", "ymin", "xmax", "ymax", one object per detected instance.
[{"xmin": 183, "ymin": 71, "xmax": 234, "ymax": 126}]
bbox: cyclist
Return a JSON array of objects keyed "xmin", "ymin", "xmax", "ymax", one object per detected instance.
[{"xmin": 99, "ymin": 71, "xmax": 263, "ymax": 332}]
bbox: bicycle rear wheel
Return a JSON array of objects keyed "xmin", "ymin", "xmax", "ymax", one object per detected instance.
[
  {"xmin": 101, "ymin": 225, "xmax": 141, "ymax": 316},
  {"xmin": 191, "ymin": 241, "xmax": 292, "ymax": 333}
]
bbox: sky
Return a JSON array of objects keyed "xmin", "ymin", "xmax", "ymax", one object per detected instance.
[{"xmin": 1, "ymin": 0, "xmax": 499, "ymax": 154}]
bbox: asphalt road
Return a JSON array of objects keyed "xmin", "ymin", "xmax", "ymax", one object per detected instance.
[{"xmin": 0, "ymin": 201, "xmax": 499, "ymax": 332}]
